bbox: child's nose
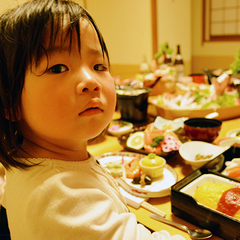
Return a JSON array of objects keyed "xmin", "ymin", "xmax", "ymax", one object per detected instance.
[{"xmin": 76, "ymin": 68, "xmax": 101, "ymax": 94}]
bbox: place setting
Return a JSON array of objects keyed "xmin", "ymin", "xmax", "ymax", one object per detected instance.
[{"xmin": 95, "ymin": 44, "xmax": 240, "ymax": 239}]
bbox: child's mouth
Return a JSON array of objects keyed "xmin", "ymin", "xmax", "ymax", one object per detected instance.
[{"xmin": 79, "ymin": 107, "xmax": 103, "ymax": 116}]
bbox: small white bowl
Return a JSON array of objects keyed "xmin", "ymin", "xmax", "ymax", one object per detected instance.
[
  {"xmin": 139, "ymin": 154, "xmax": 166, "ymax": 178},
  {"xmin": 108, "ymin": 120, "xmax": 133, "ymax": 136},
  {"xmin": 179, "ymin": 141, "xmax": 229, "ymax": 170}
]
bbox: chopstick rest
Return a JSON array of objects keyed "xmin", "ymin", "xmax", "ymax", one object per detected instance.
[{"xmin": 120, "ymin": 187, "xmax": 166, "ymax": 218}]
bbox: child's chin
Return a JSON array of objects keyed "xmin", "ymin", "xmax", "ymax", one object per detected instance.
[{"xmin": 87, "ymin": 127, "xmax": 109, "ymax": 144}]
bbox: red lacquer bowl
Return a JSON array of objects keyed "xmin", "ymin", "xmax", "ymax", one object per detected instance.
[{"xmin": 184, "ymin": 118, "xmax": 222, "ymax": 142}]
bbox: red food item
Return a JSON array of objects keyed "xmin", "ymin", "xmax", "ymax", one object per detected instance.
[
  {"xmin": 125, "ymin": 156, "xmax": 141, "ymax": 179},
  {"xmin": 144, "ymin": 123, "xmax": 165, "ymax": 154},
  {"xmin": 161, "ymin": 133, "xmax": 181, "ymax": 152},
  {"xmin": 144, "ymin": 123, "xmax": 181, "ymax": 154},
  {"xmin": 217, "ymin": 188, "xmax": 240, "ymax": 217}
]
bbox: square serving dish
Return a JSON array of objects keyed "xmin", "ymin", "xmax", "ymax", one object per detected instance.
[
  {"xmin": 148, "ymin": 96, "xmax": 240, "ymax": 121},
  {"xmin": 171, "ymin": 147, "xmax": 240, "ymax": 240}
]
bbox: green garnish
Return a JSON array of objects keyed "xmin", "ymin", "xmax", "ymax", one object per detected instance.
[
  {"xmin": 231, "ymin": 49, "xmax": 240, "ymax": 74},
  {"xmin": 148, "ymin": 153, "xmax": 157, "ymax": 158},
  {"xmin": 150, "ymin": 136, "xmax": 164, "ymax": 147}
]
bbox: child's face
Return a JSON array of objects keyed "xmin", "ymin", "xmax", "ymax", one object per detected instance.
[{"xmin": 19, "ymin": 19, "xmax": 116, "ymax": 156}]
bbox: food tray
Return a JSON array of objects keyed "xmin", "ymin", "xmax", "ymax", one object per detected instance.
[
  {"xmin": 148, "ymin": 96, "xmax": 240, "ymax": 120},
  {"xmin": 171, "ymin": 147, "xmax": 240, "ymax": 239}
]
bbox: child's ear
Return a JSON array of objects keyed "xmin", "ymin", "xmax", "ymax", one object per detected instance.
[{"xmin": 4, "ymin": 109, "xmax": 21, "ymax": 121}]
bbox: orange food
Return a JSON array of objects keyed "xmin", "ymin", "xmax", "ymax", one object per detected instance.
[
  {"xmin": 193, "ymin": 182, "xmax": 240, "ymax": 220},
  {"xmin": 125, "ymin": 156, "xmax": 141, "ymax": 179},
  {"xmin": 144, "ymin": 123, "xmax": 181, "ymax": 154},
  {"xmin": 225, "ymin": 163, "xmax": 240, "ymax": 180},
  {"xmin": 217, "ymin": 188, "xmax": 240, "ymax": 217},
  {"xmin": 144, "ymin": 123, "xmax": 165, "ymax": 154}
]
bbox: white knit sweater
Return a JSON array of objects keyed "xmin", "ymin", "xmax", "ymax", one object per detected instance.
[{"xmin": 1, "ymin": 155, "xmax": 185, "ymax": 240}]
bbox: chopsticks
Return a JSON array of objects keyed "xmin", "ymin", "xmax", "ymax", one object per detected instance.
[
  {"xmin": 141, "ymin": 201, "xmax": 166, "ymax": 218},
  {"xmin": 121, "ymin": 154, "xmax": 126, "ymax": 181},
  {"xmin": 119, "ymin": 187, "xmax": 166, "ymax": 218},
  {"xmin": 119, "ymin": 155, "xmax": 166, "ymax": 218}
]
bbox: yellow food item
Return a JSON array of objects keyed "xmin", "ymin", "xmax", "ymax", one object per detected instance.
[
  {"xmin": 193, "ymin": 182, "xmax": 240, "ymax": 220},
  {"xmin": 193, "ymin": 182, "xmax": 233, "ymax": 209},
  {"xmin": 141, "ymin": 153, "xmax": 164, "ymax": 167},
  {"xmin": 126, "ymin": 131, "xmax": 144, "ymax": 150}
]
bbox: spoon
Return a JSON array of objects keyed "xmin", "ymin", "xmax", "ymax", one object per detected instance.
[{"xmin": 150, "ymin": 213, "xmax": 212, "ymax": 239}]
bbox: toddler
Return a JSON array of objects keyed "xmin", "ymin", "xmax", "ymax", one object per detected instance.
[{"xmin": 0, "ymin": 0, "xmax": 186, "ymax": 239}]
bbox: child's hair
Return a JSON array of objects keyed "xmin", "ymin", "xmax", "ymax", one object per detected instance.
[{"xmin": 0, "ymin": 0, "xmax": 109, "ymax": 170}]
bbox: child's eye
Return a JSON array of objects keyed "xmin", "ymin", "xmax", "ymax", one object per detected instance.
[
  {"xmin": 48, "ymin": 64, "xmax": 69, "ymax": 74},
  {"xmin": 94, "ymin": 64, "xmax": 108, "ymax": 71}
]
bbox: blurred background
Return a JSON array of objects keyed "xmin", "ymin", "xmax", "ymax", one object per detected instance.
[{"xmin": 2, "ymin": 0, "xmax": 240, "ymax": 80}]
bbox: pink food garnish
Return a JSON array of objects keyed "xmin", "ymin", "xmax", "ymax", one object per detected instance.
[{"xmin": 109, "ymin": 124, "xmax": 121, "ymax": 132}]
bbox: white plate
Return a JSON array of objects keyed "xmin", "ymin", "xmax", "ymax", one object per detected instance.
[
  {"xmin": 97, "ymin": 152, "xmax": 178, "ymax": 198},
  {"xmin": 226, "ymin": 128, "xmax": 240, "ymax": 138},
  {"xmin": 217, "ymin": 138, "xmax": 240, "ymax": 148},
  {"xmin": 153, "ymin": 116, "xmax": 188, "ymax": 132}
]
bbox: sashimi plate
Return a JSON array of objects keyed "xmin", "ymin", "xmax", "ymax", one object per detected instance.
[
  {"xmin": 97, "ymin": 152, "xmax": 178, "ymax": 198},
  {"xmin": 148, "ymin": 96, "xmax": 240, "ymax": 121},
  {"xmin": 118, "ymin": 133, "xmax": 177, "ymax": 160}
]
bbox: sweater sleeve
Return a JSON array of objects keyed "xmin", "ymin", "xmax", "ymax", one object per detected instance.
[{"xmin": 23, "ymin": 171, "xmax": 185, "ymax": 240}]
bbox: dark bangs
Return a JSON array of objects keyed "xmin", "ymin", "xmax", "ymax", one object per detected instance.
[
  {"xmin": 24, "ymin": 0, "xmax": 109, "ymax": 72},
  {"xmin": 0, "ymin": 0, "xmax": 109, "ymax": 169}
]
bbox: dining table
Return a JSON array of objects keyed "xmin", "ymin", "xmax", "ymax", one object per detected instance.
[{"xmin": 87, "ymin": 111, "xmax": 240, "ymax": 240}]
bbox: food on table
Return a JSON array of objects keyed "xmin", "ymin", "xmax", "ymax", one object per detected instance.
[
  {"xmin": 132, "ymin": 174, "xmax": 152, "ymax": 187},
  {"xmin": 195, "ymin": 154, "xmax": 213, "ymax": 161},
  {"xmin": 155, "ymin": 81, "xmax": 240, "ymax": 110},
  {"xmin": 139, "ymin": 153, "xmax": 166, "ymax": 179},
  {"xmin": 211, "ymin": 73, "xmax": 230, "ymax": 95},
  {"xmin": 106, "ymin": 159, "xmax": 153, "ymax": 186},
  {"xmin": 104, "ymin": 154, "xmax": 166, "ymax": 186},
  {"xmin": 153, "ymin": 116, "xmax": 187, "ymax": 132},
  {"xmin": 144, "ymin": 123, "xmax": 181, "ymax": 154},
  {"xmin": 115, "ymin": 87, "xmax": 150, "ymax": 96},
  {"xmin": 114, "ymin": 66, "xmax": 175, "ymax": 89},
  {"xmin": 104, "ymin": 155, "xmax": 141, "ymax": 179},
  {"xmin": 161, "ymin": 134, "xmax": 181, "ymax": 152},
  {"xmin": 124, "ymin": 156, "xmax": 142, "ymax": 179},
  {"xmin": 141, "ymin": 153, "xmax": 165, "ymax": 167},
  {"xmin": 114, "ymin": 73, "xmax": 159, "ymax": 89},
  {"xmin": 161, "ymin": 122, "xmax": 175, "ymax": 130},
  {"xmin": 193, "ymin": 182, "xmax": 240, "ymax": 220},
  {"xmin": 108, "ymin": 124, "xmax": 121, "ymax": 132},
  {"xmin": 225, "ymin": 164, "xmax": 240, "ymax": 180},
  {"xmin": 104, "ymin": 161, "xmax": 123, "ymax": 178},
  {"xmin": 108, "ymin": 120, "xmax": 133, "ymax": 135},
  {"xmin": 236, "ymin": 131, "xmax": 240, "ymax": 137},
  {"xmin": 126, "ymin": 131, "xmax": 144, "ymax": 150},
  {"xmin": 222, "ymin": 158, "xmax": 240, "ymax": 180},
  {"xmin": 125, "ymin": 122, "xmax": 181, "ymax": 154},
  {"xmin": 144, "ymin": 124, "xmax": 165, "ymax": 154}
]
